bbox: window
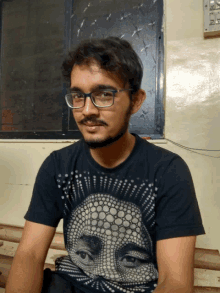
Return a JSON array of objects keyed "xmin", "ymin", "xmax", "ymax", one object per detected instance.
[{"xmin": 0, "ymin": 0, "xmax": 164, "ymax": 139}]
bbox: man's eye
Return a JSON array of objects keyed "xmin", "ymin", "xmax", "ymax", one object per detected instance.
[
  {"xmin": 102, "ymin": 91, "xmax": 112, "ymax": 97},
  {"xmin": 95, "ymin": 91, "xmax": 113, "ymax": 98},
  {"xmin": 76, "ymin": 250, "xmax": 94, "ymax": 265},
  {"xmin": 103, "ymin": 91, "xmax": 114, "ymax": 97},
  {"xmin": 72, "ymin": 93, "xmax": 83, "ymax": 99}
]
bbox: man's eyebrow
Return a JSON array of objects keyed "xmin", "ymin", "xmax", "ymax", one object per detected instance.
[{"xmin": 70, "ymin": 84, "xmax": 118, "ymax": 92}]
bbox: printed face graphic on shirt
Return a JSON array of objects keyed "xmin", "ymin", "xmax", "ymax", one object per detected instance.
[{"xmin": 62, "ymin": 193, "xmax": 158, "ymax": 290}]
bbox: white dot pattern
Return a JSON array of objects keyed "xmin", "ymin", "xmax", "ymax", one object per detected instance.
[
  {"xmin": 54, "ymin": 171, "xmax": 159, "ymax": 293},
  {"xmin": 61, "ymin": 194, "xmax": 158, "ymax": 286}
]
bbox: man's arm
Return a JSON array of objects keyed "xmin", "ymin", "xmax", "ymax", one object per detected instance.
[
  {"xmin": 153, "ymin": 236, "xmax": 196, "ymax": 293},
  {"xmin": 5, "ymin": 220, "xmax": 56, "ymax": 293}
]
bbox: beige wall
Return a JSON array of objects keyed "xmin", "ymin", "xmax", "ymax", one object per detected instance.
[
  {"xmin": 164, "ymin": 0, "xmax": 220, "ymax": 251},
  {"xmin": 1, "ymin": 0, "xmax": 220, "ymax": 251}
]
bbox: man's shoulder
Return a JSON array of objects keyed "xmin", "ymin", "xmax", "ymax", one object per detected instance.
[
  {"xmin": 138, "ymin": 136, "xmax": 180, "ymax": 163},
  {"xmin": 140, "ymin": 139, "xmax": 192, "ymax": 181},
  {"xmin": 50, "ymin": 139, "xmax": 84, "ymax": 162}
]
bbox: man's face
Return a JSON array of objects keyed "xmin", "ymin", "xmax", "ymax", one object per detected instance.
[{"xmin": 70, "ymin": 63, "xmax": 133, "ymax": 148}]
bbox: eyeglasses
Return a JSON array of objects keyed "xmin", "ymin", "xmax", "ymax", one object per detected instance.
[{"xmin": 65, "ymin": 88, "xmax": 132, "ymax": 109}]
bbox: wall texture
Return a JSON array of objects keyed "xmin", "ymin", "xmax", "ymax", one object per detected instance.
[
  {"xmin": 0, "ymin": 0, "xmax": 220, "ymax": 252},
  {"xmin": 164, "ymin": 0, "xmax": 220, "ymax": 251}
]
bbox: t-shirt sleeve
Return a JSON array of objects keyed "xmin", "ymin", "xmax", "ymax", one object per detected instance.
[
  {"xmin": 155, "ymin": 155, "xmax": 205, "ymax": 241},
  {"xmin": 24, "ymin": 153, "xmax": 63, "ymax": 228}
]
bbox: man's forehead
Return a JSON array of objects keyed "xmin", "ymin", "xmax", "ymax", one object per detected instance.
[
  {"xmin": 72, "ymin": 62, "xmax": 101, "ymax": 72},
  {"xmin": 71, "ymin": 63, "xmax": 125, "ymax": 88}
]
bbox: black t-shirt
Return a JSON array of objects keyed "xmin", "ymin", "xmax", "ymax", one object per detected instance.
[{"xmin": 24, "ymin": 134, "xmax": 205, "ymax": 293}]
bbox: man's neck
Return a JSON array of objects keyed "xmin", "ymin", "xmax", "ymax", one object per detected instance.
[{"xmin": 89, "ymin": 132, "xmax": 136, "ymax": 169}]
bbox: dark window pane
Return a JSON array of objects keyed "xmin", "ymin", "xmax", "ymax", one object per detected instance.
[
  {"xmin": 0, "ymin": 0, "xmax": 164, "ymax": 139},
  {"xmin": 0, "ymin": 0, "xmax": 64, "ymax": 132}
]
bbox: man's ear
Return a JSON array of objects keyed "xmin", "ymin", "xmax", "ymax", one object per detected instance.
[{"xmin": 131, "ymin": 89, "xmax": 146, "ymax": 114}]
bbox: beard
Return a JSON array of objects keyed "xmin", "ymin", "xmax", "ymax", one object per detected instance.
[{"xmin": 82, "ymin": 103, "xmax": 132, "ymax": 149}]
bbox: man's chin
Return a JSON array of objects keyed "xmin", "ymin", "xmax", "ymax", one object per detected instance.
[
  {"xmin": 83, "ymin": 137, "xmax": 116, "ymax": 149},
  {"xmin": 83, "ymin": 132, "xmax": 125, "ymax": 149}
]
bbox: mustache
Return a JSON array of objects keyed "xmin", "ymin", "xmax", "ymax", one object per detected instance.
[{"xmin": 79, "ymin": 117, "xmax": 108, "ymax": 126}]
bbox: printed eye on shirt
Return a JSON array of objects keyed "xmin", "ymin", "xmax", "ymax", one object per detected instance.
[
  {"xmin": 55, "ymin": 165, "xmax": 158, "ymax": 293},
  {"xmin": 55, "ymin": 193, "xmax": 158, "ymax": 293}
]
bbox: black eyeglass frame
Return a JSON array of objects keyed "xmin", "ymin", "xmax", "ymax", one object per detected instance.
[{"xmin": 65, "ymin": 88, "xmax": 133, "ymax": 109}]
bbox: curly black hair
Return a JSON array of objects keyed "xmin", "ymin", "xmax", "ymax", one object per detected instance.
[{"xmin": 62, "ymin": 36, "xmax": 143, "ymax": 99}]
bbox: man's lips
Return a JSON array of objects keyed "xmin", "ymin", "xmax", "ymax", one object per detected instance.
[
  {"xmin": 83, "ymin": 123, "xmax": 103, "ymax": 127},
  {"xmin": 82, "ymin": 120, "xmax": 106, "ymax": 127},
  {"xmin": 83, "ymin": 123, "xmax": 104, "ymax": 132}
]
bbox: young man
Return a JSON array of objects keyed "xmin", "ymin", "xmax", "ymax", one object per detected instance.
[{"xmin": 6, "ymin": 37, "xmax": 205, "ymax": 293}]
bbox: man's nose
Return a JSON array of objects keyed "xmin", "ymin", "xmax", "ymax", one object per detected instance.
[{"xmin": 82, "ymin": 96, "xmax": 99, "ymax": 116}]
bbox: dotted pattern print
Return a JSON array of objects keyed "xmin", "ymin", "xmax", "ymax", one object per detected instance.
[
  {"xmin": 55, "ymin": 194, "xmax": 158, "ymax": 293},
  {"xmin": 56, "ymin": 171, "xmax": 158, "ymax": 230}
]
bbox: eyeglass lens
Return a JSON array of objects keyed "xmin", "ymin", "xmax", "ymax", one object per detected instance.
[{"xmin": 67, "ymin": 91, "xmax": 114, "ymax": 108}]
